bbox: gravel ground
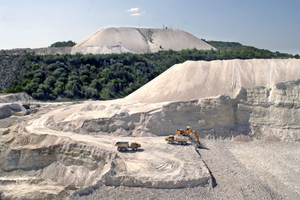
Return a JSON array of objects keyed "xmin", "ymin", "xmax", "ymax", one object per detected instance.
[{"xmin": 70, "ymin": 139, "xmax": 300, "ymax": 200}]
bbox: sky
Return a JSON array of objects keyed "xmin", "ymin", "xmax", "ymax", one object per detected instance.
[{"xmin": 0, "ymin": 0, "xmax": 299, "ymax": 55}]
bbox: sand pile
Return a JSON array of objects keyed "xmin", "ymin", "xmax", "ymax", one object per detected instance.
[
  {"xmin": 72, "ymin": 27, "xmax": 215, "ymax": 54},
  {"xmin": 264, "ymin": 135, "xmax": 281, "ymax": 142},
  {"xmin": 126, "ymin": 59, "xmax": 300, "ymax": 103},
  {"xmin": 0, "ymin": 92, "xmax": 32, "ymax": 103},
  {"xmin": 233, "ymin": 135, "xmax": 253, "ymax": 142}
]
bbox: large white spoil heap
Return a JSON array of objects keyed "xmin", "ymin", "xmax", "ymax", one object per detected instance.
[
  {"xmin": 71, "ymin": 27, "xmax": 215, "ymax": 54},
  {"xmin": 126, "ymin": 59, "xmax": 300, "ymax": 103}
]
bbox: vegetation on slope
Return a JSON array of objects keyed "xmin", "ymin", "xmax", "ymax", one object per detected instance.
[
  {"xmin": 1, "ymin": 47, "xmax": 298, "ymax": 100},
  {"xmin": 206, "ymin": 40, "xmax": 296, "ymax": 58},
  {"xmin": 50, "ymin": 40, "xmax": 77, "ymax": 47}
]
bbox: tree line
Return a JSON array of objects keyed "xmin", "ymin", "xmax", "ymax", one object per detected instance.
[{"xmin": 1, "ymin": 48, "xmax": 297, "ymax": 100}]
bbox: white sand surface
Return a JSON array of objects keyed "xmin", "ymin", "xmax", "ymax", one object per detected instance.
[
  {"xmin": 73, "ymin": 27, "xmax": 215, "ymax": 54},
  {"xmin": 126, "ymin": 59, "xmax": 300, "ymax": 103}
]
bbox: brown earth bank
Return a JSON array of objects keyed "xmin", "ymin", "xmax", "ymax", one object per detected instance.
[{"xmin": 0, "ymin": 59, "xmax": 300, "ymax": 199}]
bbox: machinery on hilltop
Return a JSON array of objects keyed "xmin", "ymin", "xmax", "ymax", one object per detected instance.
[{"xmin": 166, "ymin": 126, "xmax": 201, "ymax": 148}]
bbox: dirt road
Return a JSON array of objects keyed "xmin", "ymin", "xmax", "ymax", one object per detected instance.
[{"xmin": 70, "ymin": 140, "xmax": 300, "ymax": 200}]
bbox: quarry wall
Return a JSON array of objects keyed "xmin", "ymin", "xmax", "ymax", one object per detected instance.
[
  {"xmin": 0, "ymin": 132, "xmax": 115, "ymax": 187},
  {"xmin": 46, "ymin": 79, "xmax": 300, "ymax": 142}
]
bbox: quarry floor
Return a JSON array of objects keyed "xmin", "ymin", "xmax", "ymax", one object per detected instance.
[
  {"xmin": 71, "ymin": 139, "xmax": 300, "ymax": 200},
  {"xmin": 0, "ymin": 102, "xmax": 300, "ymax": 199}
]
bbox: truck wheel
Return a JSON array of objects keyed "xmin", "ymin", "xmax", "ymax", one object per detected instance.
[
  {"xmin": 121, "ymin": 147, "xmax": 127, "ymax": 152},
  {"xmin": 168, "ymin": 140, "xmax": 173, "ymax": 144},
  {"xmin": 182, "ymin": 141, "xmax": 187, "ymax": 145},
  {"xmin": 117, "ymin": 147, "xmax": 121, "ymax": 151},
  {"xmin": 133, "ymin": 147, "xmax": 137, "ymax": 151},
  {"xmin": 178, "ymin": 141, "xmax": 182, "ymax": 145}
]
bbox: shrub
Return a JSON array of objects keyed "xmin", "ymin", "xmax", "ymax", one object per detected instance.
[{"xmin": 2, "ymin": 129, "xmax": 10, "ymax": 135}]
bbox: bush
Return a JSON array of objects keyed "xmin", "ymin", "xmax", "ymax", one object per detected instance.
[
  {"xmin": 2, "ymin": 129, "xmax": 10, "ymax": 135},
  {"xmin": 50, "ymin": 40, "xmax": 76, "ymax": 47}
]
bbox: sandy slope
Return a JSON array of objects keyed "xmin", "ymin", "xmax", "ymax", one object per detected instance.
[
  {"xmin": 73, "ymin": 27, "xmax": 215, "ymax": 54},
  {"xmin": 126, "ymin": 59, "xmax": 300, "ymax": 103}
]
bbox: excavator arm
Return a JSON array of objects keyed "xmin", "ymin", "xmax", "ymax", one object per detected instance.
[
  {"xmin": 175, "ymin": 126, "xmax": 201, "ymax": 148},
  {"xmin": 188, "ymin": 130, "xmax": 201, "ymax": 148}
]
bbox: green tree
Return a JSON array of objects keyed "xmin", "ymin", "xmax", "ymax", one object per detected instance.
[
  {"xmin": 25, "ymin": 82, "xmax": 39, "ymax": 94},
  {"xmin": 44, "ymin": 76, "xmax": 56, "ymax": 87},
  {"xmin": 50, "ymin": 40, "xmax": 76, "ymax": 47},
  {"xmin": 32, "ymin": 84, "xmax": 46, "ymax": 99},
  {"xmin": 66, "ymin": 80, "xmax": 81, "ymax": 98},
  {"xmin": 53, "ymin": 81, "xmax": 64, "ymax": 96}
]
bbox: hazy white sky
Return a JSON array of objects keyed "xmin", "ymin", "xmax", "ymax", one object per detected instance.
[{"xmin": 1, "ymin": 0, "xmax": 299, "ymax": 55}]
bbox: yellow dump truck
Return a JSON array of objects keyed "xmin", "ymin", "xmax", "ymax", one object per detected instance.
[
  {"xmin": 115, "ymin": 142, "xmax": 141, "ymax": 152},
  {"xmin": 165, "ymin": 135, "xmax": 189, "ymax": 145}
]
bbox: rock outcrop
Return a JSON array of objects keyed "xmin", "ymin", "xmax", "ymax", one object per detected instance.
[
  {"xmin": 0, "ymin": 131, "xmax": 116, "ymax": 199},
  {"xmin": 44, "ymin": 79, "xmax": 300, "ymax": 142},
  {"xmin": 0, "ymin": 92, "xmax": 32, "ymax": 103},
  {"xmin": 0, "ymin": 55, "xmax": 24, "ymax": 91}
]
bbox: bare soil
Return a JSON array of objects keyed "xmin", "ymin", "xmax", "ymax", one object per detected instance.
[{"xmin": 70, "ymin": 139, "xmax": 300, "ymax": 200}]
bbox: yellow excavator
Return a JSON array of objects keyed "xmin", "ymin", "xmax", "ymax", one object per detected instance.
[{"xmin": 175, "ymin": 126, "xmax": 201, "ymax": 148}]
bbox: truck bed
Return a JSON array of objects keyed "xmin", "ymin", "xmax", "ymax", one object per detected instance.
[
  {"xmin": 115, "ymin": 142, "xmax": 129, "ymax": 146},
  {"xmin": 175, "ymin": 135, "xmax": 189, "ymax": 141}
]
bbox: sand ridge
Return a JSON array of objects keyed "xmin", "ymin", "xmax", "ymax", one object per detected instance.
[{"xmin": 126, "ymin": 59, "xmax": 300, "ymax": 103}]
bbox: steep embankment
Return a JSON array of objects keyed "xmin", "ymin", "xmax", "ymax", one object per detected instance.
[
  {"xmin": 72, "ymin": 27, "xmax": 215, "ymax": 54},
  {"xmin": 0, "ymin": 55, "xmax": 25, "ymax": 91},
  {"xmin": 0, "ymin": 131, "xmax": 116, "ymax": 199},
  {"xmin": 42, "ymin": 79, "xmax": 300, "ymax": 142},
  {"xmin": 126, "ymin": 59, "xmax": 300, "ymax": 103}
]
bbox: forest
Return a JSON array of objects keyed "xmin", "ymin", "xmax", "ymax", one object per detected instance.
[{"xmin": 1, "ymin": 47, "xmax": 298, "ymax": 101}]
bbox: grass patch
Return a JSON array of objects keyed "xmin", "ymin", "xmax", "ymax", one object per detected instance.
[{"xmin": 148, "ymin": 29, "xmax": 154, "ymax": 43}]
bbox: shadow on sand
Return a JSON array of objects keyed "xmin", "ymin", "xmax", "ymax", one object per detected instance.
[{"xmin": 117, "ymin": 149, "xmax": 144, "ymax": 153}]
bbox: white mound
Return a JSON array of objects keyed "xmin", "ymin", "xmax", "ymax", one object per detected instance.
[
  {"xmin": 126, "ymin": 59, "xmax": 300, "ymax": 103},
  {"xmin": 0, "ymin": 92, "xmax": 32, "ymax": 103},
  {"xmin": 73, "ymin": 27, "xmax": 215, "ymax": 54}
]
